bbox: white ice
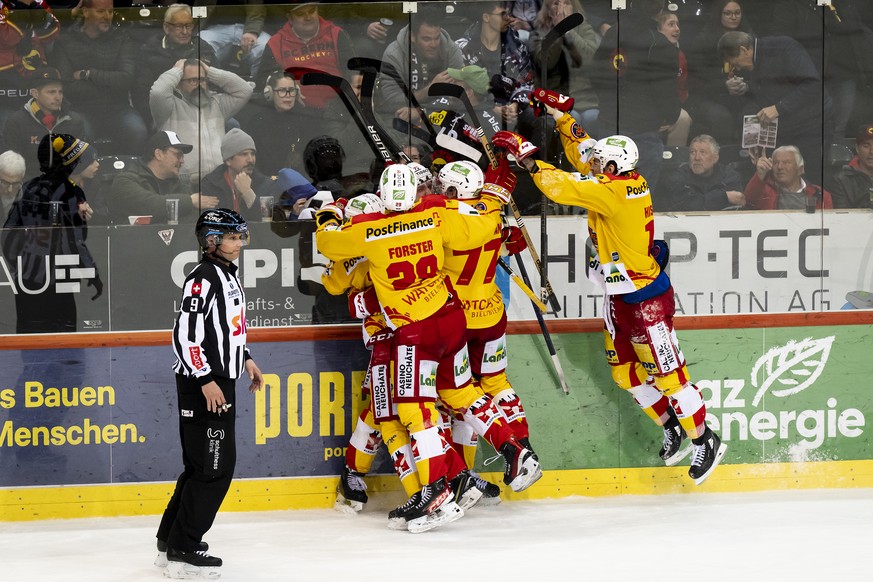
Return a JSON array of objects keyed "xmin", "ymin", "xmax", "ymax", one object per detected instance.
[{"xmin": 3, "ymin": 488, "xmax": 871, "ymax": 581}]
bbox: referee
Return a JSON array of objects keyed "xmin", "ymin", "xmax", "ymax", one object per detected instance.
[{"xmin": 156, "ymin": 208, "xmax": 263, "ymax": 579}]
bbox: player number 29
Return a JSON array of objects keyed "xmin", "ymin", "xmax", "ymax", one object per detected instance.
[{"xmin": 387, "ymin": 254, "xmax": 439, "ymax": 290}]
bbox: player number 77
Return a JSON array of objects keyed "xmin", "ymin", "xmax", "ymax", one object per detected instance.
[{"xmin": 452, "ymin": 239, "xmax": 502, "ymax": 286}]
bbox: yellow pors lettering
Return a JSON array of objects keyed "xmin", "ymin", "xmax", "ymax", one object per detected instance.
[{"xmin": 254, "ymin": 370, "xmax": 367, "ymax": 445}]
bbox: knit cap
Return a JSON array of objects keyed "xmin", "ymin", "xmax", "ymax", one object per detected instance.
[
  {"xmin": 221, "ymin": 128, "xmax": 257, "ymax": 161},
  {"xmin": 37, "ymin": 133, "xmax": 87, "ymax": 173}
]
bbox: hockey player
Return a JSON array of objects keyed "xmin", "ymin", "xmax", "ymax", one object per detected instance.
[
  {"xmin": 326, "ymin": 192, "xmax": 483, "ymax": 525},
  {"xmin": 316, "ymin": 164, "xmax": 540, "ymax": 532},
  {"xmin": 492, "ymin": 117, "xmax": 727, "ymax": 485},
  {"xmin": 157, "ymin": 208, "xmax": 263, "ymax": 579},
  {"xmin": 435, "ymin": 159, "xmax": 537, "ymax": 493}
]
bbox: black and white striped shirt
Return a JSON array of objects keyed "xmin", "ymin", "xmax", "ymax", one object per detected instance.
[{"xmin": 172, "ymin": 254, "xmax": 250, "ymax": 384}]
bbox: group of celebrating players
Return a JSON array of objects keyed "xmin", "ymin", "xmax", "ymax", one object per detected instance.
[{"xmin": 313, "ymin": 88, "xmax": 728, "ymax": 533}]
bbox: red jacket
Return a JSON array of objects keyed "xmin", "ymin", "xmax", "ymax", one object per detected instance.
[
  {"xmin": 265, "ymin": 16, "xmax": 346, "ymax": 109},
  {"xmin": 743, "ymin": 172, "xmax": 833, "ymax": 211}
]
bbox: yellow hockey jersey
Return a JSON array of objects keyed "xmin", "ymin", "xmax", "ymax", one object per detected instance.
[
  {"xmin": 531, "ymin": 162, "xmax": 660, "ymax": 297},
  {"xmin": 316, "ymin": 194, "xmax": 500, "ymax": 328},
  {"xmin": 441, "ymin": 195, "xmax": 504, "ymax": 329}
]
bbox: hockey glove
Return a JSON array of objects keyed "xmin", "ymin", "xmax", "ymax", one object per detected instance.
[
  {"xmin": 492, "ymin": 131, "xmax": 539, "ymax": 162},
  {"xmin": 530, "ymin": 88, "xmax": 575, "ymax": 119},
  {"xmin": 315, "ymin": 198, "xmax": 347, "ymax": 228},
  {"xmin": 501, "ymin": 226, "xmax": 527, "ymax": 255},
  {"xmin": 348, "ymin": 286, "xmax": 379, "ymax": 320},
  {"xmin": 481, "ymin": 157, "xmax": 517, "ymax": 204}
]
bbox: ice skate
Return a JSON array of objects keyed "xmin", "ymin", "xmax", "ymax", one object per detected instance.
[
  {"xmin": 501, "ymin": 440, "xmax": 542, "ymax": 492},
  {"xmin": 387, "ymin": 491, "xmax": 421, "ymax": 530},
  {"xmin": 519, "ymin": 437, "xmax": 539, "ymax": 461},
  {"xmin": 155, "ymin": 540, "xmax": 208, "ymax": 568},
  {"xmin": 450, "ymin": 470, "xmax": 484, "ymax": 511},
  {"xmin": 163, "ymin": 548, "xmax": 222, "ymax": 580},
  {"xmin": 403, "ymin": 477, "xmax": 465, "ymax": 533},
  {"xmin": 469, "ymin": 470, "xmax": 501, "ymax": 506},
  {"xmin": 688, "ymin": 428, "xmax": 728, "ymax": 485},
  {"xmin": 334, "ymin": 466, "xmax": 368, "ymax": 514},
  {"xmin": 660, "ymin": 418, "xmax": 693, "ymax": 466}
]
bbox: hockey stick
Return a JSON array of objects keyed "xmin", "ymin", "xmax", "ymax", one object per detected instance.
[
  {"xmin": 511, "ymin": 251, "xmax": 570, "ymax": 395},
  {"xmin": 497, "ymin": 258, "xmax": 546, "ymax": 313},
  {"xmin": 393, "ymin": 116, "xmax": 484, "ymax": 163},
  {"xmin": 538, "ymin": 12, "xmax": 585, "ymax": 321},
  {"xmin": 353, "ymin": 65, "xmax": 413, "ymax": 164},
  {"xmin": 299, "ymin": 71, "xmax": 397, "ymax": 164},
  {"xmin": 428, "ymin": 82, "xmax": 562, "ymax": 314}
]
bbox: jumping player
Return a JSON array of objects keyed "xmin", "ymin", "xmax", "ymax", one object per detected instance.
[
  {"xmin": 316, "ymin": 164, "xmax": 540, "ymax": 532},
  {"xmin": 492, "ymin": 114, "xmax": 727, "ymax": 485}
]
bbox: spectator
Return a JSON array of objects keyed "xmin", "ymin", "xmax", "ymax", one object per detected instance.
[
  {"xmin": 0, "ymin": 0, "xmax": 59, "ymax": 127},
  {"xmin": 255, "ymin": 2, "xmax": 353, "ymax": 110},
  {"xmin": 67, "ymin": 142, "xmax": 100, "ymax": 223},
  {"xmin": 1, "ymin": 133, "xmax": 102, "ymax": 333},
  {"xmin": 507, "ymin": 0, "xmax": 541, "ymax": 42},
  {"xmin": 195, "ymin": 0, "xmax": 270, "ymax": 81},
  {"xmin": 744, "ymin": 145, "xmax": 833, "ymax": 211},
  {"xmin": 686, "ymin": 0, "xmax": 755, "ymax": 144},
  {"xmin": 199, "ymin": 128, "xmax": 279, "ymax": 223},
  {"xmin": 133, "ymin": 4, "xmax": 217, "ymax": 129},
  {"xmin": 50, "ymin": 0, "xmax": 148, "ymax": 155},
  {"xmin": 2, "ymin": 67, "xmax": 87, "ymax": 181},
  {"xmin": 108, "ymin": 130, "xmax": 218, "ymax": 225},
  {"xmin": 769, "ymin": 0, "xmax": 873, "ymax": 141},
  {"xmin": 530, "ymin": 0, "xmax": 600, "ymax": 136},
  {"xmin": 717, "ymin": 31, "xmax": 833, "ymax": 183},
  {"xmin": 830, "ymin": 123, "xmax": 873, "ymax": 209},
  {"xmin": 0, "ymin": 150, "xmax": 26, "ymax": 220},
  {"xmin": 655, "ymin": 10, "xmax": 692, "ymax": 147},
  {"xmin": 455, "ymin": 1, "xmax": 535, "ymax": 130},
  {"xmin": 235, "ymin": 70, "xmax": 322, "ymax": 176},
  {"xmin": 593, "ymin": 0, "xmax": 681, "ymax": 193},
  {"xmin": 149, "ymin": 58, "xmax": 253, "ymax": 180},
  {"xmin": 274, "ymin": 167, "xmax": 317, "ymax": 220},
  {"xmin": 321, "ymin": 71, "xmax": 372, "ymax": 176},
  {"xmin": 377, "ymin": 4, "xmax": 464, "ymax": 120},
  {"xmin": 663, "ymin": 134, "xmax": 745, "ymax": 211}
]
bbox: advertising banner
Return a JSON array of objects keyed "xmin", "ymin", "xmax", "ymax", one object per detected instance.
[
  {"xmin": 506, "ymin": 211, "xmax": 873, "ymax": 320},
  {"xmin": 2, "ymin": 212, "xmax": 872, "ymax": 334},
  {"xmin": 1, "ymin": 325, "xmax": 869, "ymax": 488}
]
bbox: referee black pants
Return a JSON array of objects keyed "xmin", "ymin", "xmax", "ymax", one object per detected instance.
[{"xmin": 156, "ymin": 374, "xmax": 237, "ymax": 552}]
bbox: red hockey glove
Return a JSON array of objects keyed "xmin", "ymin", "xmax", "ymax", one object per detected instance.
[
  {"xmin": 492, "ymin": 131, "xmax": 539, "ymax": 162},
  {"xmin": 348, "ymin": 286, "xmax": 379, "ymax": 320},
  {"xmin": 501, "ymin": 226, "xmax": 527, "ymax": 255},
  {"xmin": 530, "ymin": 87, "xmax": 575, "ymax": 118},
  {"xmin": 481, "ymin": 157, "xmax": 517, "ymax": 204},
  {"xmin": 315, "ymin": 197, "xmax": 347, "ymax": 227}
]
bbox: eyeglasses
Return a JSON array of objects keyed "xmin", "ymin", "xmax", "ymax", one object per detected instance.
[
  {"xmin": 167, "ymin": 22, "xmax": 194, "ymax": 32},
  {"xmin": 181, "ymin": 77, "xmax": 206, "ymax": 84},
  {"xmin": 274, "ymin": 87, "xmax": 299, "ymax": 97},
  {"xmin": 722, "ymin": 10, "xmax": 742, "ymax": 18},
  {"xmin": 490, "ymin": 11, "xmax": 509, "ymax": 18},
  {"xmin": 0, "ymin": 178, "xmax": 22, "ymax": 190}
]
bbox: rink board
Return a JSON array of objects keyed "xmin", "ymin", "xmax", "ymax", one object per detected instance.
[{"xmin": 1, "ymin": 317, "xmax": 872, "ymax": 520}]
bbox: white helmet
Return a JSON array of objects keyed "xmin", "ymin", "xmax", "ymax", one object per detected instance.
[
  {"xmin": 436, "ymin": 160, "xmax": 484, "ymax": 199},
  {"xmin": 379, "ymin": 164, "xmax": 418, "ymax": 212},
  {"xmin": 592, "ymin": 135, "xmax": 639, "ymax": 174},
  {"xmin": 344, "ymin": 193, "xmax": 384, "ymax": 217},
  {"xmin": 407, "ymin": 162, "xmax": 433, "ymax": 189}
]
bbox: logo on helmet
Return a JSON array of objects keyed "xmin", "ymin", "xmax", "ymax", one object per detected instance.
[{"xmin": 605, "ymin": 137, "xmax": 627, "ymax": 148}]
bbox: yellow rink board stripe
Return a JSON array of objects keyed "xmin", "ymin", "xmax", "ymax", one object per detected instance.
[{"xmin": 3, "ymin": 460, "xmax": 872, "ymax": 522}]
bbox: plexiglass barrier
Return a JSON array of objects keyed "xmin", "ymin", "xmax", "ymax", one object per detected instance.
[{"xmin": 1, "ymin": 0, "xmax": 871, "ymax": 333}]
